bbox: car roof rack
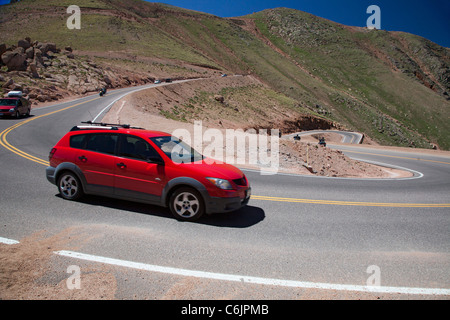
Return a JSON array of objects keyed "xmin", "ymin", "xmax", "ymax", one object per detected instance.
[{"xmin": 70, "ymin": 121, "xmax": 145, "ymax": 131}]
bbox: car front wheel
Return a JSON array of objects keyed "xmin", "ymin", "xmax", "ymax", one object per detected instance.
[
  {"xmin": 169, "ymin": 187, "xmax": 205, "ymax": 221},
  {"xmin": 58, "ymin": 172, "xmax": 83, "ymax": 200}
]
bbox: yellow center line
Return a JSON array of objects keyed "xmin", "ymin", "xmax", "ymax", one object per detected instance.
[
  {"xmin": 251, "ymin": 195, "xmax": 450, "ymax": 208},
  {"xmin": 1, "ymin": 97, "xmax": 449, "ymax": 208},
  {"xmin": 0, "ymin": 97, "xmax": 100, "ymax": 166},
  {"xmin": 343, "ymin": 150, "xmax": 450, "ymax": 165}
]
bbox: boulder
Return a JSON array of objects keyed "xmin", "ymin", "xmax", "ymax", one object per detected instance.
[
  {"xmin": 25, "ymin": 46, "xmax": 34, "ymax": 59},
  {"xmin": 36, "ymin": 42, "xmax": 59, "ymax": 55},
  {"xmin": 29, "ymin": 63, "xmax": 40, "ymax": 78},
  {"xmin": 36, "ymin": 94, "xmax": 50, "ymax": 102},
  {"xmin": 0, "ymin": 43, "xmax": 6, "ymax": 53},
  {"xmin": 1, "ymin": 49, "xmax": 27, "ymax": 71},
  {"xmin": 2, "ymin": 78, "xmax": 14, "ymax": 88},
  {"xmin": 27, "ymin": 92, "xmax": 37, "ymax": 99},
  {"xmin": 18, "ymin": 39, "xmax": 31, "ymax": 50},
  {"xmin": 214, "ymin": 95, "xmax": 225, "ymax": 103},
  {"xmin": 103, "ymin": 76, "xmax": 112, "ymax": 85},
  {"xmin": 33, "ymin": 48, "xmax": 45, "ymax": 68},
  {"xmin": 0, "ymin": 44, "xmax": 7, "ymax": 61}
]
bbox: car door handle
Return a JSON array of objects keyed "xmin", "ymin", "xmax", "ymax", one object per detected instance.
[
  {"xmin": 78, "ymin": 156, "xmax": 87, "ymax": 162},
  {"xmin": 116, "ymin": 162, "xmax": 127, "ymax": 168}
]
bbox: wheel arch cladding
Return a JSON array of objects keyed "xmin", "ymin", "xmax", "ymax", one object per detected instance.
[{"xmin": 162, "ymin": 177, "xmax": 208, "ymax": 207}]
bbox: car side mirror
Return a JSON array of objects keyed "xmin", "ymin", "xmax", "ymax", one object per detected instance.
[{"xmin": 147, "ymin": 156, "xmax": 164, "ymax": 165}]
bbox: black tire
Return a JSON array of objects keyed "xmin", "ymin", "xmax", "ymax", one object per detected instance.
[
  {"xmin": 15, "ymin": 111, "xmax": 21, "ymax": 119},
  {"xmin": 57, "ymin": 171, "xmax": 83, "ymax": 200},
  {"xmin": 169, "ymin": 187, "xmax": 205, "ymax": 221}
]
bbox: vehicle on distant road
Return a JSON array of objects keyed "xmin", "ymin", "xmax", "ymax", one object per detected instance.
[
  {"xmin": 318, "ymin": 137, "xmax": 326, "ymax": 147},
  {"xmin": 0, "ymin": 91, "xmax": 31, "ymax": 118},
  {"xmin": 46, "ymin": 121, "xmax": 251, "ymax": 221},
  {"xmin": 154, "ymin": 80, "xmax": 161, "ymax": 84},
  {"xmin": 165, "ymin": 78, "xmax": 172, "ymax": 83}
]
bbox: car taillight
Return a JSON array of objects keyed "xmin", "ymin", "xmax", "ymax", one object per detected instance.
[{"xmin": 49, "ymin": 148, "xmax": 56, "ymax": 161}]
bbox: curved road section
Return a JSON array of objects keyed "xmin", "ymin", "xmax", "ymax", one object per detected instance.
[
  {"xmin": 284, "ymin": 130, "xmax": 364, "ymax": 144},
  {"xmin": 0, "ymin": 82, "xmax": 449, "ymax": 299}
]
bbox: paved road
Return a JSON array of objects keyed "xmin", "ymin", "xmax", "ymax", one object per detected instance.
[
  {"xmin": 284, "ymin": 130, "xmax": 364, "ymax": 144},
  {"xmin": 1, "ymin": 83, "xmax": 449, "ymax": 300}
]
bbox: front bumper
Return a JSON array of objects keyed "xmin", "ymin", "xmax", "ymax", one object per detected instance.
[
  {"xmin": 204, "ymin": 187, "xmax": 251, "ymax": 214},
  {"xmin": 0, "ymin": 111, "xmax": 14, "ymax": 117}
]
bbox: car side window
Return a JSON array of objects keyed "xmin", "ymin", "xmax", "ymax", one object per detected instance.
[
  {"xmin": 118, "ymin": 135, "xmax": 160, "ymax": 161},
  {"xmin": 85, "ymin": 134, "xmax": 117, "ymax": 155},
  {"xmin": 70, "ymin": 134, "xmax": 88, "ymax": 149}
]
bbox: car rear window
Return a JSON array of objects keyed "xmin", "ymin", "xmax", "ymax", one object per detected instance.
[
  {"xmin": 0, "ymin": 99, "xmax": 17, "ymax": 106},
  {"xmin": 70, "ymin": 133, "xmax": 117, "ymax": 155},
  {"xmin": 70, "ymin": 134, "xmax": 88, "ymax": 149}
]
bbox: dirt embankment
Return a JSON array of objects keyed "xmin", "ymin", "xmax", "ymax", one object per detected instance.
[
  {"xmin": 0, "ymin": 231, "xmax": 117, "ymax": 300},
  {"xmin": 102, "ymin": 76, "xmax": 411, "ymax": 179}
]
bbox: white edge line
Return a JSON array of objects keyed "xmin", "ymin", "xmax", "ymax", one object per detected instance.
[
  {"xmin": 92, "ymin": 79, "xmax": 197, "ymax": 122},
  {"xmin": 55, "ymin": 249, "xmax": 449, "ymax": 296},
  {"xmin": 240, "ymin": 156, "xmax": 423, "ymax": 181},
  {"xmin": 92, "ymin": 85, "xmax": 154, "ymax": 122},
  {"xmin": 0, "ymin": 237, "xmax": 20, "ymax": 245},
  {"xmin": 1, "ymin": 237, "xmax": 448, "ymax": 296},
  {"xmin": 349, "ymin": 157, "xmax": 424, "ymax": 180}
]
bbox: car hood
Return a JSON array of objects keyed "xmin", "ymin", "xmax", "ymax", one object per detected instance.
[{"xmin": 176, "ymin": 158, "xmax": 244, "ymax": 179}]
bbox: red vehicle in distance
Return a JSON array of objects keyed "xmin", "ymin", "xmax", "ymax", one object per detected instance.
[{"xmin": 0, "ymin": 91, "xmax": 31, "ymax": 118}]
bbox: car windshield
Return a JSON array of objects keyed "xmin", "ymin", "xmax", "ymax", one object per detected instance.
[
  {"xmin": 150, "ymin": 136, "xmax": 203, "ymax": 163},
  {"xmin": 0, "ymin": 99, "xmax": 17, "ymax": 106}
]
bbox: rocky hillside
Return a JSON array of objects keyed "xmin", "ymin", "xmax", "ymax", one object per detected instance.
[
  {"xmin": 0, "ymin": 38, "xmax": 154, "ymax": 104},
  {"xmin": 0, "ymin": 37, "xmax": 210, "ymax": 105},
  {"xmin": 0, "ymin": 0, "xmax": 448, "ymax": 149}
]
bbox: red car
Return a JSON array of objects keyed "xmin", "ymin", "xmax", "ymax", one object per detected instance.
[
  {"xmin": 0, "ymin": 91, "xmax": 31, "ymax": 118},
  {"xmin": 46, "ymin": 122, "xmax": 251, "ymax": 221}
]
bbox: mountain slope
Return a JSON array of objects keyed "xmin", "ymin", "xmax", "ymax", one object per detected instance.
[
  {"xmin": 1, "ymin": 1, "xmax": 448, "ymax": 149},
  {"xmin": 247, "ymin": 8, "xmax": 449, "ymax": 149}
]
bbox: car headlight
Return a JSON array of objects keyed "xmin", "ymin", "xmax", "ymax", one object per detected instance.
[
  {"xmin": 206, "ymin": 177, "xmax": 233, "ymax": 190},
  {"xmin": 9, "ymin": 108, "xmax": 15, "ymax": 112}
]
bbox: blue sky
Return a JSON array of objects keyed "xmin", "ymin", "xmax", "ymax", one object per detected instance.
[
  {"xmin": 1, "ymin": 0, "xmax": 448, "ymax": 47},
  {"xmin": 156, "ymin": 0, "xmax": 449, "ymax": 47}
]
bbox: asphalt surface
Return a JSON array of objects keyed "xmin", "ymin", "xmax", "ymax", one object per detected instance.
[
  {"xmin": 284, "ymin": 130, "xmax": 364, "ymax": 144},
  {"xmin": 1, "ymin": 83, "xmax": 449, "ymax": 300}
]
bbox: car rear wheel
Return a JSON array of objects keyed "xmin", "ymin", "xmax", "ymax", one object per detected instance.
[
  {"xmin": 58, "ymin": 172, "xmax": 83, "ymax": 200},
  {"xmin": 169, "ymin": 187, "xmax": 205, "ymax": 221}
]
